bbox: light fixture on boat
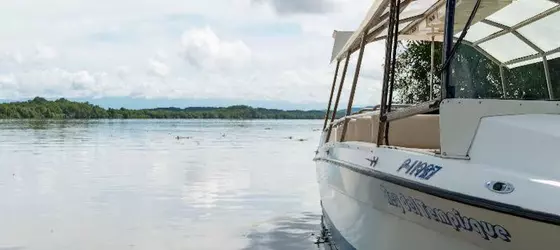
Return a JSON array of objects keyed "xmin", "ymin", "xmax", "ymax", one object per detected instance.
[{"xmin": 485, "ymin": 181, "xmax": 515, "ymax": 194}]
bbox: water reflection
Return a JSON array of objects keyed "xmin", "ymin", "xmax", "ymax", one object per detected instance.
[
  {"xmin": 243, "ymin": 212, "xmax": 334, "ymax": 250},
  {"xmin": 0, "ymin": 120, "xmax": 323, "ymax": 250}
]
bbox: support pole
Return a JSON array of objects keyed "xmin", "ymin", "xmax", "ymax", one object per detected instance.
[
  {"xmin": 323, "ymin": 60, "xmax": 342, "ymax": 130},
  {"xmin": 326, "ymin": 52, "xmax": 351, "ymax": 142},
  {"xmin": 384, "ymin": 0, "xmax": 401, "ymax": 146},
  {"xmin": 377, "ymin": 0, "xmax": 397, "ymax": 146},
  {"xmin": 430, "ymin": 34, "xmax": 435, "ymax": 100},
  {"xmin": 340, "ymin": 33, "xmax": 367, "ymax": 142},
  {"xmin": 499, "ymin": 65, "xmax": 506, "ymax": 99},
  {"xmin": 543, "ymin": 56, "xmax": 554, "ymax": 100},
  {"xmin": 441, "ymin": 0, "xmax": 457, "ymax": 99}
]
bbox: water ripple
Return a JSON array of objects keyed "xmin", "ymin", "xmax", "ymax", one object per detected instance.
[{"xmin": 0, "ymin": 119, "xmax": 323, "ymax": 250}]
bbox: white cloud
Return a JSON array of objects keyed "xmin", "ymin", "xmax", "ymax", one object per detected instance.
[
  {"xmin": 116, "ymin": 66, "xmax": 130, "ymax": 80},
  {"xmin": 33, "ymin": 44, "xmax": 58, "ymax": 60},
  {"xmin": 252, "ymin": 0, "xmax": 334, "ymax": 15},
  {"xmin": 0, "ymin": 73, "xmax": 17, "ymax": 90},
  {"xmin": 0, "ymin": 68, "xmax": 104, "ymax": 99},
  {"xmin": 0, "ymin": 0, "xmax": 383, "ymax": 107},
  {"xmin": 148, "ymin": 59, "xmax": 170, "ymax": 77},
  {"xmin": 180, "ymin": 26, "xmax": 251, "ymax": 72},
  {"xmin": 155, "ymin": 50, "xmax": 169, "ymax": 61},
  {"xmin": 0, "ymin": 51, "xmax": 24, "ymax": 65}
]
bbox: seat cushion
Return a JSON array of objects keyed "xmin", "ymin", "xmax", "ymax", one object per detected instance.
[{"xmin": 340, "ymin": 114, "xmax": 440, "ymax": 149}]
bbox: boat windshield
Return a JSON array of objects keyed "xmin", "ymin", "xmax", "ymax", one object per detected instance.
[{"xmin": 447, "ymin": 0, "xmax": 560, "ymax": 100}]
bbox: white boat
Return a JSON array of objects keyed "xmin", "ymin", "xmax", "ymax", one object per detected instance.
[{"xmin": 313, "ymin": 0, "xmax": 560, "ymax": 249}]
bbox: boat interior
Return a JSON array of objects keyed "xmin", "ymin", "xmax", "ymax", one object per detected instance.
[
  {"xmin": 322, "ymin": 0, "xmax": 560, "ymax": 156},
  {"xmin": 330, "ymin": 113, "xmax": 441, "ymax": 149}
]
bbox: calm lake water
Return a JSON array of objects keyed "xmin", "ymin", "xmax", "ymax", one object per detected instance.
[{"xmin": 0, "ymin": 119, "xmax": 330, "ymax": 250}]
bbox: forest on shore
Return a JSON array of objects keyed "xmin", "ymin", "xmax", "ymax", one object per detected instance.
[{"xmin": 0, "ymin": 97, "xmax": 342, "ymax": 119}]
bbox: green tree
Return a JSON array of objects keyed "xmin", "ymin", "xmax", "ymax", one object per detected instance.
[
  {"xmin": 394, "ymin": 41, "xmax": 560, "ymax": 102},
  {"xmin": 395, "ymin": 41, "xmax": 442, "ymax": 104},
  {"xmin": 0, "ymin": 97, "xmax": 328, "ymax": 120}
]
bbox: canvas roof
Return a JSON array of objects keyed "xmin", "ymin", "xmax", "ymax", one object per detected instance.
[{"xmin": 331, "ymin": 0, "xmax": 560, "ymax": 69}]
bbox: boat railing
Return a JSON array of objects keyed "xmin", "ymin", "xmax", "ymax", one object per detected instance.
[
  {"xmin": 352, "ymin": 104, "xmax": 412, "ymax": 114},
  {"xmin": 328, "ymin": 111, "xmax": 378, "ymax": 129},
  {"xmin": 327, "ymin": 103, "xmax": 415, "ymax": 130},
  {"xmin": 382, "ymin": 100, "xmax": 439, "ymax": 122}
]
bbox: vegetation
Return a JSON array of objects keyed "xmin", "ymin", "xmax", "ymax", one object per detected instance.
[
  {"xmin": 394, "ymin": 41, "xmax": 443, "ymax": 104},
  {"xmin": 0, "ymin": 97, "xmax": 341, "ymax": 120},
  {"xmin": 394, "ymin": 41, "xmax": 560, "ymax": 103}
]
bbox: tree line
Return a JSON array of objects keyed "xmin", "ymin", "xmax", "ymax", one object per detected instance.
[{"xmin": 0, "ymin": 97, "xmax": 342, "ymax": 120}]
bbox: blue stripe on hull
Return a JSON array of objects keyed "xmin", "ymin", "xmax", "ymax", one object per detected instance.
[{"xmin": 322, "ymin": 206, "xmax": 357, "ymax": 250}]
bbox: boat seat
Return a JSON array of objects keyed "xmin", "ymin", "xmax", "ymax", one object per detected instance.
[{"xmin": 338, "ymin": 114, "xmax": 440, "ymax": 149}]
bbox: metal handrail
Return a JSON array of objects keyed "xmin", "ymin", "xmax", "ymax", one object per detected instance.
[
  {"xmin": 329, "ymin": 111, "xmax": 378, "ymax": 128},
  {"xmin": 324, "ymin": 101, "xmax": 435, "ymax": 131},
  {"xmin": 352, "ymin": 104, "xmax": 412, "ymax": 114},
  {"xmin": 383, "ymin": 99, "xmax": 440, "ymax": 122}
]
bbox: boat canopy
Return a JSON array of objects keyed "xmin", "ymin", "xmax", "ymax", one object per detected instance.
[{"xmin": 332, "ymin": 0, "xmax": 560, "ymax": 69}]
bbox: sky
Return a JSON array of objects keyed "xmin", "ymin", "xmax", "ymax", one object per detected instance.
[{"xmin": 0, "ymin": 0, "xmax": 389, "ymax": 109}]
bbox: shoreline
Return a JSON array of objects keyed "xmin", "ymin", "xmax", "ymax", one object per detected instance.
[{"xmin": 0, "ymin": 97, "xmax": 341, "ymax": 120}]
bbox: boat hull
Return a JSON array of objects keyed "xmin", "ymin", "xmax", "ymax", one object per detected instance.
[{"xmin": 315, "ymin": 143, "xmax": 560, "ymax": 250}]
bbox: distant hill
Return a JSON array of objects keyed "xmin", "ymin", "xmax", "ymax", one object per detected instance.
[{"xmin": 0, "ymin": 97, "xmax": 336, "ymax": 120}]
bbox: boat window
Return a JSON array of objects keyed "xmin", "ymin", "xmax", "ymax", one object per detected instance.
[{"xmin": 447, "ymin": 0, "xmax": 560, "ymax": 100}]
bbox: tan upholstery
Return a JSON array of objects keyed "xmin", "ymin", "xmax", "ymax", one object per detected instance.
[
  {"xmin": 388, "ymin": 114, "xmax": 440, "ymax": 149},
  {"xmin": 332, "ymin": 114, "xmax": 440, "ymax": 149},
  {"xmin": 334, "ymin": 126, "xmax": 341, "ymax": 142}
]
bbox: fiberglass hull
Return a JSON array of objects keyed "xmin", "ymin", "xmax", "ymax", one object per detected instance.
[{"xmin": 314, "ymin": 141, "xmax": 560, "ymax": 250}]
